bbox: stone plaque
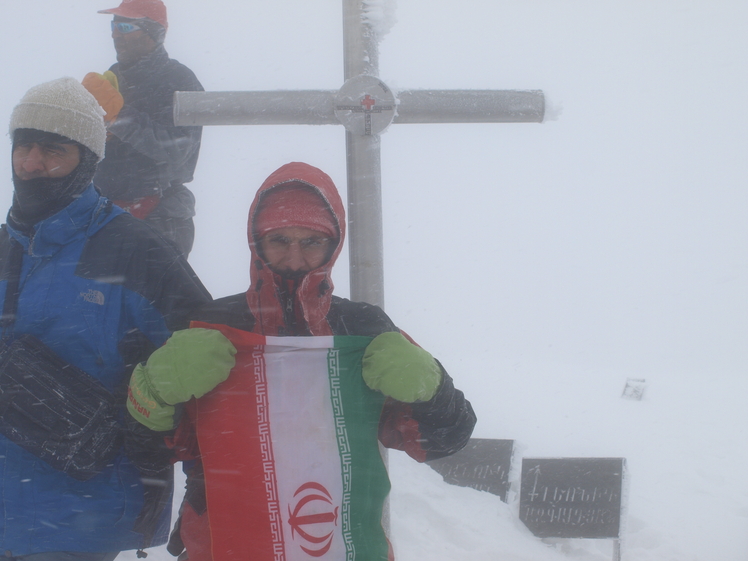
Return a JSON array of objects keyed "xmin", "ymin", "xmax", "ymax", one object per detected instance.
[
  {"xmin": 520, "ymin": 457, "xmax": 626, "ymax": 539},
  {"xmin": 427, "ymin": 438, "xmax": 514, "ymax": 502}
]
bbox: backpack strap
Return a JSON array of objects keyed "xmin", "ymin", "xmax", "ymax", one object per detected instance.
[{"xmin": 1, "ymin": 239, "xmax": 25, "ymax": 336}]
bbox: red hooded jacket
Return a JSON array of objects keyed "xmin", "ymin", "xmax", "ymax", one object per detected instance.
[
  {"xmin": 166, "ymin": 163, "xmax": 476, "ymax": 561},
  {"xmin": 246, "ymin": 161, "xmax": 345, "ymax": 336}
]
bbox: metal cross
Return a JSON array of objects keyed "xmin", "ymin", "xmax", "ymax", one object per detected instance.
[{"xmin": 174, "ymin": 0, "xmax": 544, "ymax": 309}]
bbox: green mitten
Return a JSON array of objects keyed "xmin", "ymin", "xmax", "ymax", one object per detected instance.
[
  {"xmin": 362, "ymin": 331, "xmax": 442, "ymax": 402},
  {"xmin": 127, "ymin": 328, "xmax": 237, "ymax": 431}
]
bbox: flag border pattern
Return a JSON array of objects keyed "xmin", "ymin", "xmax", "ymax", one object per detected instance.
[
  {"xmin": 253, "ymin": 346, "xmax": 286, "ymax": 561},
  {"xmin": 328, "ymin": 347, "xmax": 356, "ymax": 560}
]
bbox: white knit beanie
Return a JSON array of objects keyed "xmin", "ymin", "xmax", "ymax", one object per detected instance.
[{"xmin": 8, "ymin": 77, "xmax": 107, "ymax": 161}]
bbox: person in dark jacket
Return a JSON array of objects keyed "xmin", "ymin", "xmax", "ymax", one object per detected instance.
[
  {"xmin": 82, "ymin": 0, "xmax": 203, "ymax": 257},
  {"xmin": 127, "ymin": 162, "xmax": 477, "ymax": 561},
  {"xmin": 0, "ymin": 77, "xmax": 211, "ymax": 559}
]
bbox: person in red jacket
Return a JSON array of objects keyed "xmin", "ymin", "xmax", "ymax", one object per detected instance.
[{"xmin": 127, "ymin": 162, "xmax": 476, "ymax": 560}]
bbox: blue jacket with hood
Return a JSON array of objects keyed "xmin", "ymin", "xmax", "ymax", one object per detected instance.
[{"xmin": 0, "ymin": 184, "xmax": 210, "ymax": 554}]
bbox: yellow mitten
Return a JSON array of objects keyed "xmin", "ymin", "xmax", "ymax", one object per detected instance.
[
  {"xmin": 82, "ymin": 72, "xmax": 124, "ymax": 123},
  {"xmin": 101, "ymin": 70, "xmax": 119, "ymax": 91}
]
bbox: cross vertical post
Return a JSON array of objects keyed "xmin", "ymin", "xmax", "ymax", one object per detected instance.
[
  {"xmin": 342, "ymin": 0, "xmax": 384, "ymax": 308},
  {"xmin": 172, "ymin": 0, "xmax": 545, "ymax": 546}
]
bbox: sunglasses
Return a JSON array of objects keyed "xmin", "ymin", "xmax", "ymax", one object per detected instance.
[{"xmin": 111, "ymin": 21, "xmax": 142, "ymax": 34}]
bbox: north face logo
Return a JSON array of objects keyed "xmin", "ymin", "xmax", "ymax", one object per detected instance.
[{"xmin": 81, "ymin": 289, "xmax": 105, "ymax": 305}]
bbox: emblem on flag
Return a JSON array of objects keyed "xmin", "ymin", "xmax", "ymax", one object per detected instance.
[{"xmin": 288, "ymin": 482, "xmax": 340, "ymax": 557}]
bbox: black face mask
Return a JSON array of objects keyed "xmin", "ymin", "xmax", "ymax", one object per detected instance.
[{"xmin": 10, "ymin": 129, "xmax": 99, "ymax": 229}]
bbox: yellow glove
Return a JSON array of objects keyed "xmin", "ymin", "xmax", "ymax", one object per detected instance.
[
  {"xmin": 82, "ymin": 71, "xmax": 124, "ymax": 123},
  {"xmin": 101, "ymin": 70, "xmax": 119, "ymax": 91}
]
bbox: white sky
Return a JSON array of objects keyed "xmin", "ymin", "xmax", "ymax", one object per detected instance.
[{"xmin": 1, "ymin": 1, "xmax": 747, "ymax": 559}]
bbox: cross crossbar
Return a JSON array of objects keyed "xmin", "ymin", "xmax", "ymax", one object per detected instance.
[
  {"xmin": 174, "ymin": 89, "xmax": 544, "ymax": 126},
  {"xmin": 173, "ymin": 0, "xmax": 545, "ymax": 309}
]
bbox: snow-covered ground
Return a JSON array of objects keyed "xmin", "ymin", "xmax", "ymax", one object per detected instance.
[
  {"xmin": 2, "ymin": 1, "xmax": 747, "ymax": 560},
  {"xmin": 117, "ymin": 355, "xmax": 748, "ymax": 561}
]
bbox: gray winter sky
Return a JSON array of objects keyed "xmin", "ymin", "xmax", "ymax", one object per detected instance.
[
  {"xmin": 2, "ymin": 0, "xmax": 746, "ymax": 417},
  {"xmin": 1, "ymin": 1, "xmax": 747, "ymax": 559}
]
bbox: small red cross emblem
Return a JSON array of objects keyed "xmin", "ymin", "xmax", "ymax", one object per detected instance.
[{"xmin": 360, "ymin": 94, "xmax": 376, "ymax": 110}]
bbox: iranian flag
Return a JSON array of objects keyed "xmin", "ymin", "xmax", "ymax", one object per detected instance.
[{"xmin": 191, "ymin": 322, "xmax": 391, "ymax": 561}]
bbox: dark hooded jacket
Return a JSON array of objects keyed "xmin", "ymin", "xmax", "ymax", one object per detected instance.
[
  {"xmin": 94, "ymin": 45, "xmax": 203, "ymax": 219},
  {"xmin": 166, "ymin": 162, "xmax": 476, "ymax": 559}
]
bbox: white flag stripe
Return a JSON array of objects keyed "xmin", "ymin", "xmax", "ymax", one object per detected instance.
[
  {"xmin": 264, "ymin": 345, "xmax": 346, "ymax": 561},
  {"xmin": 264, "ymin": 335, "xmax": 336, "ymax": 349}
]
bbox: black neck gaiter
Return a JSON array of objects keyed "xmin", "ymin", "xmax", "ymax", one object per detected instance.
[{"xmin": 10, "ymin": 129, "xmax": 99, "ymax": 230}]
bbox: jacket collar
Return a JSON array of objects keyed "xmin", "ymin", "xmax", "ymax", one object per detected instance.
[
  {"xmin": 6, "ymin": 184, "xmax": 123, "ymax": 257},
  {"xmin": 117, "ymin": 45, "xmax": 170, "ymax": 85}
]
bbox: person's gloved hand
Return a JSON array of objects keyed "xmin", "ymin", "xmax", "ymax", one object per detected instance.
[
  {"xmin": 82, "ymin": 71, "xmax": 124, "ymax": 123},
  {"xmin": 101, "ymin": 70, "xmax": 119, "ymax": 91},
  {"xmin": 362, "ymin": 332, "xmax": 442, "ymax": 402},
  {"xmin": 127, "ymin": 328, "xmax": 237, "ymax": 431}
]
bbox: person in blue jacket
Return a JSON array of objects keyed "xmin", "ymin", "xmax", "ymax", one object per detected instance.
[{"xmin": 0, "ymin": 77, "xmax": 211, "ymax": 560}]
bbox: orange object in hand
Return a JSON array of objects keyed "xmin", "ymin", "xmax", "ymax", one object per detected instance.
[{"xmin": 82, "ymin": 72, "xmax": 124, "ymax": 123}]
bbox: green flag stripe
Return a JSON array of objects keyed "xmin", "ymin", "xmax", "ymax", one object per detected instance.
[{"xmin": 328, "ymin": 339, "xmax": 390, "ymax": 561}]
